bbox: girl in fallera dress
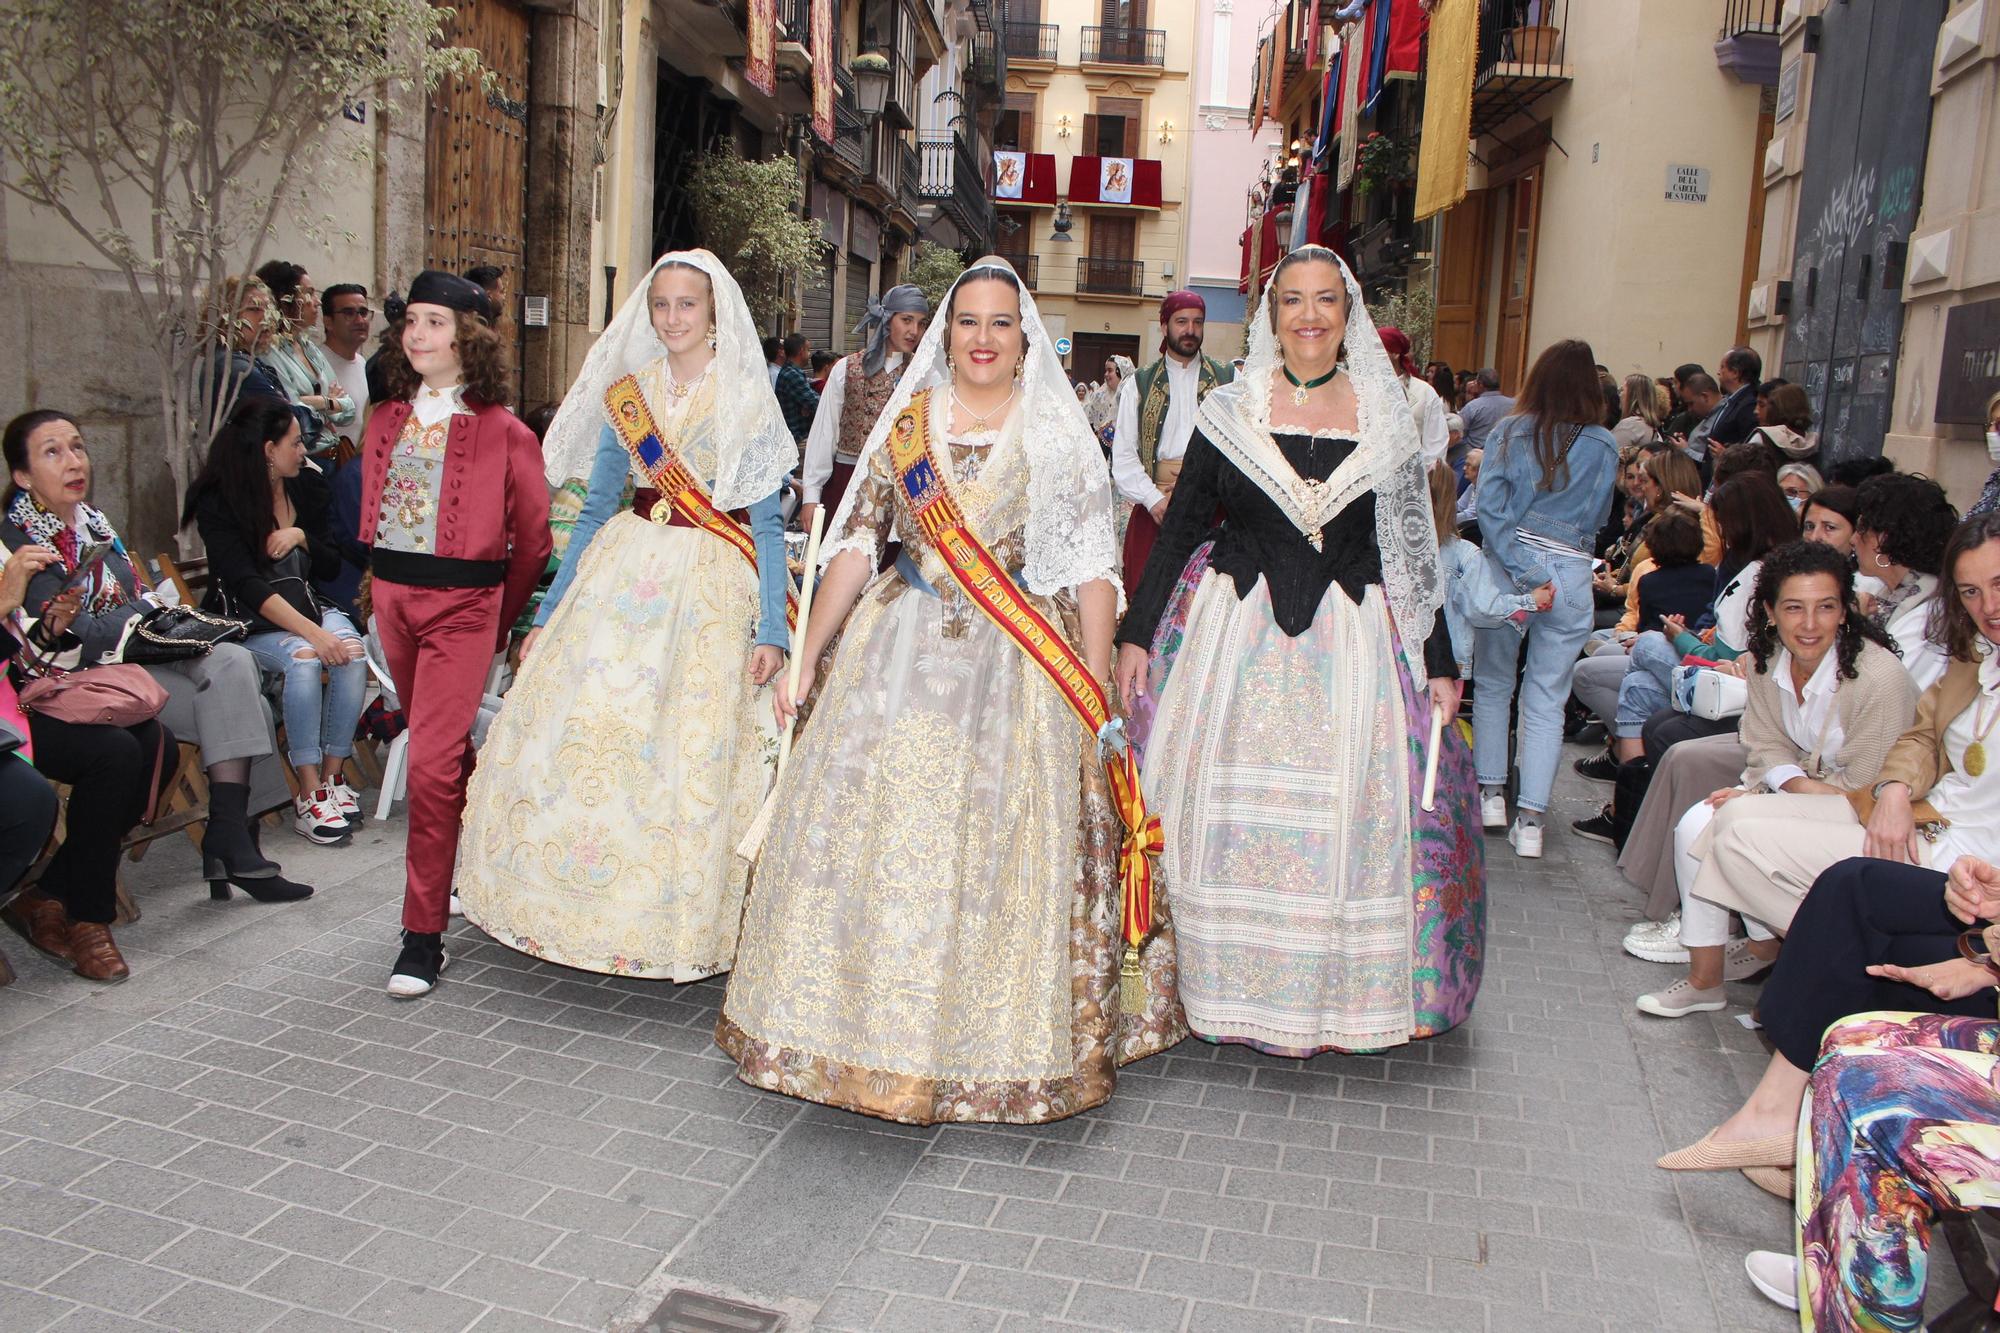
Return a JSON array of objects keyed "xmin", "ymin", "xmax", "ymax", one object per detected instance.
[
  {"xmin": 719, "ymin": 259, "xmax": 1186, "ymax": 1124},
  {"xmin": 1114, "ymin": 245, "xmax": 1486, "ymax": 1058},
  {"xmin": 455, "ymin": 251, "xmax": 794, "ymax": 980}
]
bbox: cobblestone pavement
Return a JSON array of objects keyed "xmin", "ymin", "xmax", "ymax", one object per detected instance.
[{"xmin": 0, "ymin": 749, "xmax": 1809, "ymax": 1332}]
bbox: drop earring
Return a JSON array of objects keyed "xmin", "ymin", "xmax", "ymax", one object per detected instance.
[{"xmin": 706, "ymin": 323, "xmax": 718, "ymax": 350}]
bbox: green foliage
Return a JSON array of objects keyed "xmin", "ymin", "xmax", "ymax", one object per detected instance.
[
  {"xmin": 1355, "ymin": 132, "xmax": 1415, "ymax": 195},
  {"xmin": 0, "ymin": 0, "xmax": 479, "ymax": 523},
  {"xmin": 1367, "ymin": 280, "xmax": 1435, "ymax": 366},
  {"xmin": 905, "ymin": 243, "xmax": 966, "ymax": 310},
  {"xmin": 686, "ymin": 149, "xmax": 827, "ymax": 329}
]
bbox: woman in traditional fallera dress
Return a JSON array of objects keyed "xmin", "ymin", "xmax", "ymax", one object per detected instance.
[
  {"xmin": 719, "ymin": 260, "xmax": 1186, "ymax": 1124},
  {"xmin": 1113, "ymin": 246, "xmax": 1486, "ymax": 1058},
  {"xmin": 454, "ymin": 251, "xmax": 795, "ymax": 980}
]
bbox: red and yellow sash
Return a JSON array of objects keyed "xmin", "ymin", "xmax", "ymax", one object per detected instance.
[
  {"xmin": 885, "ymin": 389, "xmax": 1160, "ymax": 973},
  {"xmin": 606, "ymin": 374, "xmax": 796, "ymax": 629}
]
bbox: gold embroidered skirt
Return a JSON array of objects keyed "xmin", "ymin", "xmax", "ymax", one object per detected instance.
[
  {"xmin": 456, "ymin": 511, "xmax": 777, "ymax": 980},
  {"xmin": 718, "ymin": 576, "xmax": 1184, "ymax": 1124}
]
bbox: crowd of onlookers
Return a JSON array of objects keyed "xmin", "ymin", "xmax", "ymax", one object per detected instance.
[
  {"xmin": 1433, "ymin": 333, "xmax": 2000, "ymax": 1322},
  {"xmin": 0, "ymin": 261, "xmax": 515, "ymax": 982}
]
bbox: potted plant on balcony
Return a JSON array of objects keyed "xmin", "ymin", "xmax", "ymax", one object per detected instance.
[
  {"xmin": 1508, "ymin": 19, "xmax": 1561, "ymax": 65},
  {"xmin": 1355, "ymin": 132, "xmax": 1414, "ymax": 195}
]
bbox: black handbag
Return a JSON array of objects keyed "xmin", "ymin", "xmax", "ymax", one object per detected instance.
[{"xmin": 119, "ymin": 605, "xmax": 251, "ymax": 665}]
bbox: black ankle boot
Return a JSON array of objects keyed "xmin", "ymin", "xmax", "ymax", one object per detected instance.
[
  {"xmin": 202, "ymin": 781, "xmax": 280, "ymax": 882},
  {"xmin": 386, "ymin": 930, "xmax": 446, "ymax": 999}
]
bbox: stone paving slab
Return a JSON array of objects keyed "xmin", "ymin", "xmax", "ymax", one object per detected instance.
[{"xmin": 0, "ymin": 751, "xmax": 1821, "ymax": 1331}]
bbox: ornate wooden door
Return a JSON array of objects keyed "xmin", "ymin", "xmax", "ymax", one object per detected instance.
[{"xmin": 426, "ymin": 0, "xmax": 531, "ymax": 395}]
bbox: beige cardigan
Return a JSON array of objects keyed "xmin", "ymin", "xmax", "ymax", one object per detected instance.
[{"xmin": 1741, "ymin": 638, "xmax": 1919, "ymax": 792}]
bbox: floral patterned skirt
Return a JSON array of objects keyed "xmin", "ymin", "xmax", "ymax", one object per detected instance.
[
  {"xmin": 718, "ymin": 576, "xmax": 1185, "ymax": 1125},
  {"xmin": 456, "ymin": 512, "xmax": 776, "ymax": 980},
  {"xmin": 1143, "ymin": 572, "xmax": 1484, "ymax": 1057}
]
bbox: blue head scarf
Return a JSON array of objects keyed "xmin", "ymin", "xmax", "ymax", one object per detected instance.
[{"xmin": 852, "ymin": 283, "xmax": 932, "ymax": 378}]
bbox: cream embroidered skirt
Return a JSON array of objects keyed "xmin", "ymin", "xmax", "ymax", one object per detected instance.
[
  {"xmin": 456, "ymin": 511, "xmax": 777, "ymax": 980},
  {"xmin": 1145, "ymin": 572, "xmax": 1485, "ymax": 1056},
  {"xmin": 718, "ymin": 576, "xmax": 1185, "ymax": 1124}
]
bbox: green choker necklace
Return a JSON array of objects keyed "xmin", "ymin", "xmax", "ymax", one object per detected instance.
[{"xmin": 1281, "ymin": 363, "xmax": 1340, "ymax": 405}]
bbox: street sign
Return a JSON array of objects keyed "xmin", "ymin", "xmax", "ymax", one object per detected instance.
[{"xmin": 1055, "ymin": 335, "xmax": 1073, "ymax": 357}]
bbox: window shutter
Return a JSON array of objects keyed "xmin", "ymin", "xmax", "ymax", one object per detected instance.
[
  {"xmin": 1122, "ymin": 116, "xmax": 1139, "ymax": 157},
  {"xmin": 1082, "ymin": 114, "xmax": 1100, "ymax": 153}
]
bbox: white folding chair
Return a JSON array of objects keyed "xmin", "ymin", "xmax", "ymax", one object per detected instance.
[{"xmin": 361, "ymin": 633, "xmax": 410, "ymax": 822}]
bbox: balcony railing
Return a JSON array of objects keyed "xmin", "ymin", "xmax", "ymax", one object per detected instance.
[
  {"xmin": 969, "ymin": 31, "xmax": 1005, "ymax": 88},
  {"xmin": 1723, "ymin": 0, "xmax": 1782, "ymax": 37},
  {"xmin": 995, "ymin": 251, "xmax": 1039, "ymax": 288},
  {"xmin": 830, "ymin": 71, "xmax": 867, "ymax": 175},
  {"xmin": 776, "ymin": 0, "xmax": 810, "ymax": 41},
  {"xmin": 1081, "ymin": 25, "xmax": 1165, "ymax": 67},
  {"xmin": 1077, "ymin": 256, "xmax": 1143, "ymax": 296},
  {"xmin": 898, "ymin": 140, "xmax": 923, "ymax": 220},
  {"xmin": 1469, "ymin": 0, "xmax": 1573, "ymax": 138},
  {"xmin": 918, "ymin": 132, "xmax": 996, "ymax": 247},
  {"xmin": 1002, "ymin": 21, "xmax": 1058, "ymax": 63}
]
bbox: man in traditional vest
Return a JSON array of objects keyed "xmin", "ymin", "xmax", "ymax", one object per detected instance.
[
  {"xmin": 800, "ymin": 284, "xmax": 931, "ymax": 534},
  {"xmin": 1111, "ymin": 290, "xmax": 1234, "ymax": 590}
]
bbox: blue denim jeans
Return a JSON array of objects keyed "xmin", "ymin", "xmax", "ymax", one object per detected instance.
[
  {"xmin": 243, "ymin": 609, "xmax": 367, "ymax": 768},
  {"xmin": 1472, "ymin": 553, "xmax": 1595, "ymax": 813},
  {"xmin": 1614, "ymin": 631, "xmax": 1680, "ymax": 739}
]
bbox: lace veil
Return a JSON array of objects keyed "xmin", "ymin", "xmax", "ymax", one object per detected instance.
[
  {"xmin": 539, "ymin": 249, "xmax": 798, "ymax": 511},
  {"xmin": 820, "ymin": 258, "xmax": 1122, "ymax": 606},
  {"xmin": 1193, "ymin": 246, "xmax": 1442, "ymax": 654}
]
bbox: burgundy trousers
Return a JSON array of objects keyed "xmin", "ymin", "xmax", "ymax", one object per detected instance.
[{"xmin": 373, "ymin": 578, "xmax": 503, "ymax": 933}]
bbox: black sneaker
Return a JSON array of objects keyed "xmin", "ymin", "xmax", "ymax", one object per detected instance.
[
  {"xmin": 1572, "ymin": 753, "xmax": 1620, "ymax": 783},
  {"xmin": 1572, "ymin": 805, "xmax": 1618, "ymax": 846},
  {"xmin": 1573, "ymin": 720, "xmax": 1607, "ymax": 746},
  {"xmin": 386, "ymin": 930, "xmax": 446, "ymax": 999}
]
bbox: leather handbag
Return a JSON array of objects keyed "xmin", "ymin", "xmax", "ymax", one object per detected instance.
[
  {"xmin": 17, "ymin": 663, "xmax": 168, "ymax": 727},
  {"xmin": 119, "ymin": 605, "xmax": 250, "ymax": 665}
]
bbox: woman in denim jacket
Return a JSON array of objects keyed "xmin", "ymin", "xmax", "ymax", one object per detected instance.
[{"xmin": 1471, "ymin": 340, "xmax": 1621, "ymax": 857}]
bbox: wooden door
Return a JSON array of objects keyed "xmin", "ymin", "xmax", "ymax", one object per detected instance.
[
  {"xmin": 1495, "ymin": 167, "xmax": 1541, "ymax": 394},
  {"xmin": 426, "ymin": 0, "xmax": 530, "ymax": 399},
  {"xmin": 1432, "ymin": 190, "xmax": 1489, "ymax": 374}
]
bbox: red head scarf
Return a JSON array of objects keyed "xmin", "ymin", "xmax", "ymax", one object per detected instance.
[{"xmin": 1378, "ymin": 325, "xmax": 1418, "ymax": 378}]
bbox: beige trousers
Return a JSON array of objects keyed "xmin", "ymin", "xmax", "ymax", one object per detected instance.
[{"xmin": 1687, "ymin": 792, "xmax": 1921, "ymax": 935}]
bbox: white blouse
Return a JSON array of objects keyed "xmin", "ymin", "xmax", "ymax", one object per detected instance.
[
  {"xmin": 1926, "ymin": 649, "xmax": 2000, "ymax": 868},
  {"xmin": 1758, "ymin": 647, "xmax": 1845, "ymax": 789}
]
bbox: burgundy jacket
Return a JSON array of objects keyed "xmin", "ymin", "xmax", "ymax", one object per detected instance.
[{"xmin": 359, "ymin": 399, "xmax": 552, "ymax": 644}]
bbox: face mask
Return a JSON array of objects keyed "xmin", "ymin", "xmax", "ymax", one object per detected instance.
[
  {"xmin": 1987, "ymin": 429, "xmax": 2000, "ymax": 463},
  {"xmin": 1787, "ymin": 495, "xmax": 1805, "ymax": 512}
]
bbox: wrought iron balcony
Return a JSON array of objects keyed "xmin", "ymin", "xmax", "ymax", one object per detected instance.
[
  {"xmin": 918, "ymin": 132, "xmax": 996, "ymax": 248},
  {"xmin": 995, "ymin": 251, "xmax": 1038, "ymax": 288},
  {"xmin": 1723, "ymin": 0, "xmax": 1782, "ymax": 37},
  {"xmin": 1717, "ymin": 0, "xmax": 1782, "ymax": 85},
  {"xmin": 1469, "ymin": 0, "xmax": 1573, "ymax": 139},
  {"xmin": 1077, "ymin": 256, "xmax": 1143, "ymax": 297},
  {"xmin": 1002, "ymin": 21, "xmax": 1058, "ymax": 63},
  {"xmin": 898, "ymin": 139, "xmax": 923, "ymax": 223},
  {"xmin": 969, "ymin": 31, "xmax": 1005, "ymax": 89},
  {"xmin": 1081, "ymin": 25, "xmax": 1165, "ymax": 68}
]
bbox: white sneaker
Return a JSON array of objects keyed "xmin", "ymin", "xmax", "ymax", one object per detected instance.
[
  {"xmin": 328, "ymin": 776, "xmax": 364, "ymax": 826},
  {"xmin": 1743, "ymin": 1250, "xmax": 1798, "ymax": 1311},
  {"xmin": 1481, "ymin": 792, "xmax": 1508, "ymax": 830},
  {"xmin": 292, "ymin": 789, "xmax": 351, "ymax": 845},
  {"xmin": 1636, "ymin": 978, "xmax": 1728, "ymax": 1017},
  {"xmin": 448, "ymin": 894, "xmax": 463, "ymax": 918},
  {"xmin": 1623, "ymin": 912, "xmax": 1690, "ymax": 963},
  {"xmin": 1507, "ymin": 818, "xmax": 1543, "ymax": 858},
  {"xmin": 1724, "ymin": 937, "xmax": 1775, "ymax": 982}
]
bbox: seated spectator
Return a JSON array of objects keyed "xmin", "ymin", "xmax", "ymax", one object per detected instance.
[
  {"xmin": 1775, "ymin": 461, "xmax": 1822, "ymax": 509},
  {"xmin": 3, "ymin": 410, "xmax": 312, "ymax": 903},
  {"xmin": 1633, "ymin": 541, "xmax": 1917, "ymax": 1017},
  {"xmin": 1854, "ymin": 472, "xmax": 1957, "ymax": 689},
  {"xmin": 1590, "ymin": 448, "xmax": 1704, "ymax": 648},
  {"xmin": 1454, "ymin": 445, "xmax": 1482, "ymax": 532},
  {"xmin": 1800, "ymin": 483, "xmax": 1857, "ymax": 556},
  {"xmin": 1630, "ymin": 510, "xmax": 1709, "ymax": 635},
  {"xmin": 1662, "ymin": 363, "xmax": 1705, "ymax": 442},
  {"xmin": 1667, "ymin": 856, "xmax": 2000, "ymax": 1200},
  {"xmin": 255, "ymin": 260, "xmax": 355, "ymax": 457},
  {"xmin": 1966, "ymin": 388, "xmax": 2000, "ymax": 517},
  {"xmin": 1753, "ymin": 382, "xmax": 1817, "ymax": 463},
  {"xmin": 0, "ymin": 543, "xmax": 173, "ymax": 982},
  {"xmin": 195, "ymin": 276, "xmax": 299, "ymax": 435},
  {"xmin": 1612, "ymin": 372, "xmax": 1665, "ymax": 450},
  {"xmin": 1830, "ymin": 454, "xmax": 1895, "ymax": 488},
  {"xmin": 185, "ymin": 398, "xmax": 368, "ymax": 845},
  {"xmin": 1651, "ymin": 512, "xmax": 2000, "ymax": 1027}
]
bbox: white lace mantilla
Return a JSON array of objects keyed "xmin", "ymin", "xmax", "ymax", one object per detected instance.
[
  {"xmin": 1194, "ymin": 247, "xmax": 1441, "ymax": 654},
  {"xmin": 822, "ymin": 259, "xmax": 1122, "ymax": 609}
]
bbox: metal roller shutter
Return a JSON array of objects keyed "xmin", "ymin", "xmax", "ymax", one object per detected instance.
[
  {"xmin": 800, "ymin": 253, "xmax": 836, "ymax": 350},
  {"xmin": 844, "ymin": 258, "xmax": 873, "ymax": 348}
]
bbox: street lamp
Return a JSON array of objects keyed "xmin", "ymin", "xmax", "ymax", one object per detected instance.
[
  {"xmin": 1049, "ymin": 200, "xmax": 1075, "ymax": 243},
  {"xmin": 852, "ymin": 54, "xmax": 891, "ymax": 119}
]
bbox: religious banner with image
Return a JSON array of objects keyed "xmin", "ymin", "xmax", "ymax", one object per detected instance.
[
  {"xmin": 746, "ymin": 0, "xmax": 776, "ymax": 96},
  {"xmin": 811, "ymin": 0, "xmax": 834, "ymax": 142},
  {"xmin": 993, "ymin": 151, "xmax": 1027, "ymax": 200},
  {"xmin": 1099, "ymin": 156, "xmax": 1134, "ymax": 205}
]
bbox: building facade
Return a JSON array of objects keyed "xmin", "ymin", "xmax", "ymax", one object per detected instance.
[
  {"xmin": 1185, "ymin": 0, "xmax": 1282, "ymax": 356},
  {"xmin": 994, "ymin": 0, "xmax": 1198, "ymax": 381},
  {"xmin": 1745, "ymin": 0, "xmax": 2000, "ymax": 501}
]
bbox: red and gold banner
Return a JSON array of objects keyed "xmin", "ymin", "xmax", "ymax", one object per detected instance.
[
  {"xmin": 746, "ymin": 0, "xmax": 776, "ymax": 96},
  {"xmin": 810, "ymin": 0, "xmax": 834, "ymax": 143},
  {"xmin": 884, "ymin": 389, "xmax": 1160, "ymax": 966},
  {"xmin": 605, "ymin": 375, "xmax": 796, "ymax": 628}
]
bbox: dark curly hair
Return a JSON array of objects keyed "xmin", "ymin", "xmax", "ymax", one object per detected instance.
[
  {"xmin": 372, "ymin": 309, "xmax": 511, "ymax": 408},
  {"xmin": 1929, "ymin": 511, "xmax": 2000, "ymax": 664},
  {"xmin": 1746, "ymin": 539, "xmax": 1895, "ymax": 679},
  {"xmin": 1855, "ymin": 472, "xmax": 1957, "ymax": 577}
]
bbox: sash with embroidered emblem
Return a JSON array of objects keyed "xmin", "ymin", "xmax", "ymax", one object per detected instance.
[
  {"xmin": 605, "ymin": 374, "xmax": 796, "ymax": 629},
  {"xmin": 885, "ymin": 388, "xmax": 1161, "ymax": 994}
]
